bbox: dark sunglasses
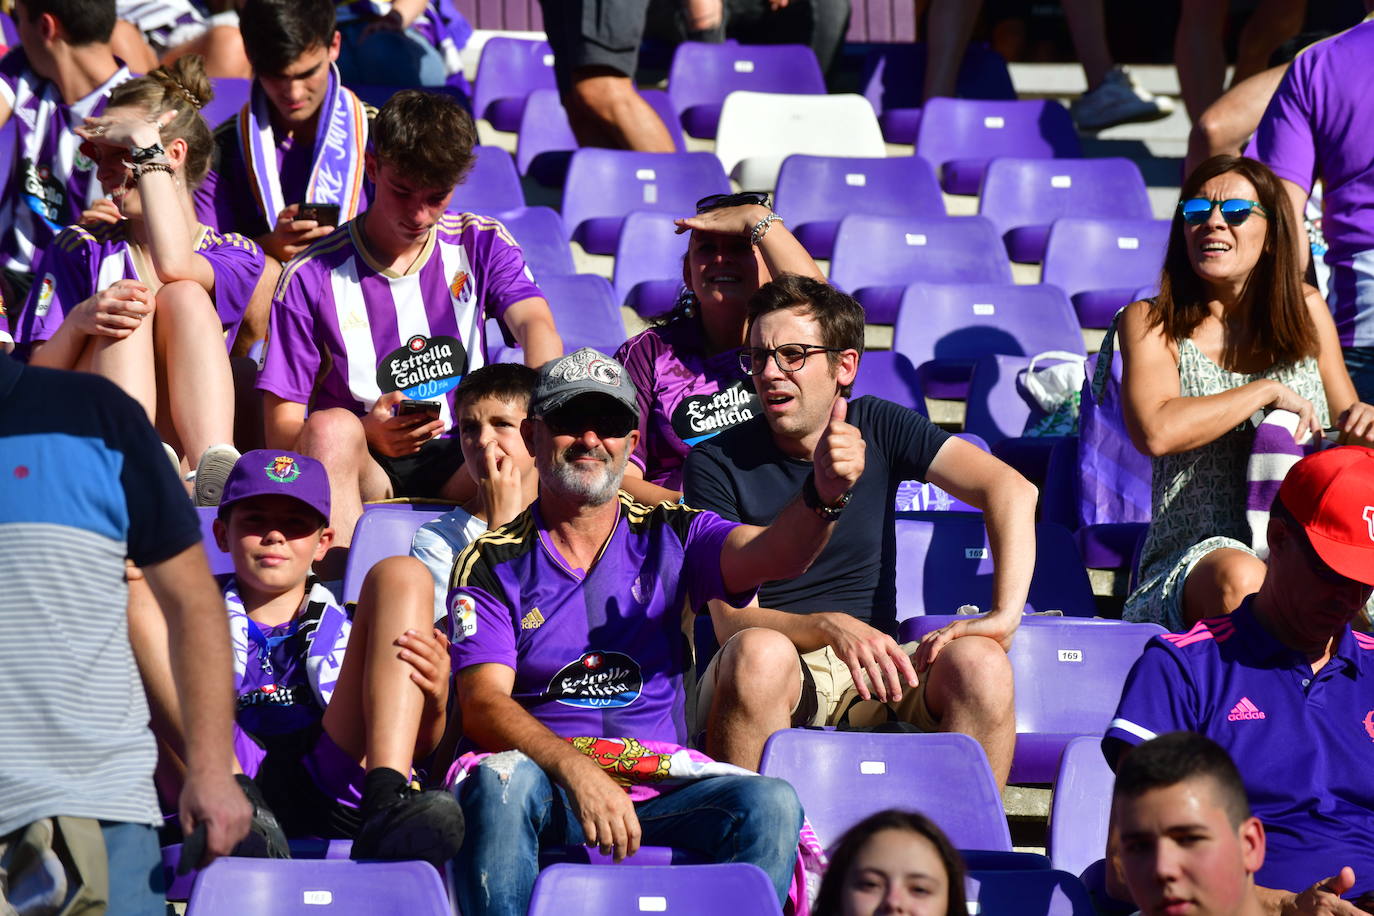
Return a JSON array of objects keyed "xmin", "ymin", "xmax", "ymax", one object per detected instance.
[
  {"xmin": 739, "ymin": 343, "xmax": 846, "ymax": 376},
  {"xmin": 695, "ymin": 191, "xmax": 772, "ymax": 214},
  {"xmin": 538, "ymin": 409, "xmax": 636, "ymax": 440},
  {"xmin": 1178, "ymin": 198, "xmax": 1270, "ymax": 226}
]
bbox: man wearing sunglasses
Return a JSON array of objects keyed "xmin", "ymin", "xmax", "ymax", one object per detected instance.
[
  {"xmin": 445, "ymin": 346, "xmax": 861, "ymax": 914},
  {"xmin": 682, "ymin": 274, "xmax": 1038, "ymax": 787},
  {"xmin": 1106, "ymin": 447, "xmax": 1374, "ymax": 914}
]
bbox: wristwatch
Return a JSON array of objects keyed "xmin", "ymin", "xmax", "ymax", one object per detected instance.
[
  {"xmin": 128, "ymin": 142, "xmax": 166, "ymax": 165},
  {"xmin": 802, "ymin": 474, "xmax": 851, "ymax": 521}
]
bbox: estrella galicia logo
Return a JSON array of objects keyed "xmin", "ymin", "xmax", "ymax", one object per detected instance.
[
  {"xmin": 546, "ymin": 651, "xmax": 643, "ymax": 709},
  {"xmin": 670, "ymin": 380, "xmax": 759, "ymax": 447},
  {"xmin": 376, "ymin": 334, "xmax": 468, "ymax": 400}
]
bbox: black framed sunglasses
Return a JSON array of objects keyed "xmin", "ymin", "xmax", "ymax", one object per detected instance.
[
  {"xmin": 1178, "ymin": 198, "xmax": 1270, "ymax": 226},
  {"xmin": 739, "ymin": 343, "xmax": 846, "ymax": 376},
  {"xmin": 695, "ymin": 191, "xmax": 772, "ymax": 214},
  {"xmin": 538, "ymin": 409, "xmax": 637, "ymax": 440}
]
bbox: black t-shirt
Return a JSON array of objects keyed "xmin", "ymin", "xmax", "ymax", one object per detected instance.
[{"xmin": 682, "ymin": 395, "xmax": 950, "ymax": 633}]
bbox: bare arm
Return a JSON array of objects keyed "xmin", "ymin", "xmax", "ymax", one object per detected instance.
[
  {"xmin": 1256, "ymin": 868, "xmax": 1367, "ymax": 915},
  {"xmin": 1281, "ymin": 177, "xmax": 1312, "ymax": 273},
  {"xmin": 263, "ymin": 392, "xmax": 307, "ymax": 449},
  {"xmin": 673, "ymin": 203, "xmax": 826, "ymax": 283},
  {"xmin": 620, "ymin": 463, "xmax": 682, "ymax": 506},
  {"xmin": 503, "ymin": 296, "xmax": 563, "ymax": 368},
  {"xmin": 28, "ymin": 280, "xmax": 156, "ymax": 370}
]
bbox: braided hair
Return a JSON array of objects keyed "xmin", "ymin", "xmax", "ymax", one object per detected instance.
[{"xmin": 107, "ymin": 55, "xmax": 217, "ymax": 188}]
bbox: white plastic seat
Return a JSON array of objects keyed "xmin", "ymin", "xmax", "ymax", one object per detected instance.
[{"xmin": 712, "ymin": 91, "xmax": 886, "ymax": 189}]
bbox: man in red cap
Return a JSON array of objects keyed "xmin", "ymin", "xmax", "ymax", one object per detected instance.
[{"xmin": 1105, "ymin": 446, "xmax": 1374, "ymax": 914}]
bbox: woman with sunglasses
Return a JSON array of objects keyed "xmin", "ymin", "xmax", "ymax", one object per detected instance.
[
  {"xmin": 12, "ymin": 55, "xmax": 262, "ymax": 505},
  {"xmin": 1118, "ymin": 154, "xmax": 1374, "ymax": 629},
  {"xmin": 614, "ymin": 191, "xmax": 826, "ymax": 503}
]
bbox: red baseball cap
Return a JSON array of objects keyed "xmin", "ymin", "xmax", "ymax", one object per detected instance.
[{"xmin": 1277, "ymin": 446, "xmax": 1374, "ymax": 585}]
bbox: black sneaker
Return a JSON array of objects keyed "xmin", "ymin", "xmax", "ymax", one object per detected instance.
[
  {"xmin": 233, "ymin": 773, "xmax": 291, "ymax": 859},
  {"xmin": 350, "ymin": 788, "xmax": 465, "ymax": 867}
]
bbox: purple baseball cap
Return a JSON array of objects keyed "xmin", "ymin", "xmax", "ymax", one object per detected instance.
[{"xmin": 218, "ymin": 450, "xmax": 331, "ymax": 522}]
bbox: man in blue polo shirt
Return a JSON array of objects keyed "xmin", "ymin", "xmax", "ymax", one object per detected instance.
[{"xmin": 1106, "ymin": 446, "xmax": 1374, "ymax": 914}]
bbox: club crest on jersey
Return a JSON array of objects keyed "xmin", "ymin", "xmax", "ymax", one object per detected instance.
[
  {"xmin": 546, "ymin": 651, "xmax": 643, "ymax": 709},
  {"xmin": 449, "ymin": 270, "xmax": 472, "ymax": 304},
  {"xmin": 376, "ymin": 334, "xmax": 468, "ymax": 401},
  {"xmin": 448, "ymin": 593, "xmax": 477, "ymax": 641},
  {"xmin": 550, "ymin": 349, "xmax": 622, "ymax": 386},
  {"xmin": 265, "ymin": 455, "xmax": 301, "ymax": 483}
]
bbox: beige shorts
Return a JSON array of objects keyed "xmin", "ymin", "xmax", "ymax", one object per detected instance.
[{"xmin": 693, "ymin": 639, "xmax": 937, "ymax": 736}]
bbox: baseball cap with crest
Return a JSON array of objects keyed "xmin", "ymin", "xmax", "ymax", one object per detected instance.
[
  {"xmin": 1277, "ymin": 446, "xmax": 1374, "ymax": 586},
  {"xmin": 217, "ymin": 449, "xmax": 332, "ymax": 523},
  {"xmin": 531, "ymin": 347, "xmax": 639, "ymax": 423}
]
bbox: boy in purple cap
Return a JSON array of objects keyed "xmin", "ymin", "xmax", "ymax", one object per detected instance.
[{"xmin": 134, "ymin": 448, "xmax": 465, "ymax": 865}]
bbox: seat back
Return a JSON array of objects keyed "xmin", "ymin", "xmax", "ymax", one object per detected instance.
[
  {"xmin": 759, "ymin": 730, "xmax": 1012, "ymax": 850},
  {"xmin": 860, "ymin": 42, "xmax": 1016, "ymax": 142},
  {"xmin": 515, "ymin": 88, "xmax": 578, "ymax": 181},
  {"xmin": 1048, "ymin": 736, "xmax": 1117, "ymax": 877},
  {"xmin": 185, "ymin": 858, "xmax": 449, "ymax": 915},
  {"xmin": 714, "ymin": 91, "xmax": 885, "ymax": 189},
  {"xmin": 965, "ymin": 868, "xmax": 1096, "ymax": 916},
  {"xmin": 536, "ymin": 274, "xmax": 627, "ymax": 354},
  {"xmin": 472, "ymin": 37, "xmax": 557, "ymax": 130},
  {"xmin": 1042, "ymin": 218, "xmax": 1170, "ymax": 327},
  {"xmin": 773, "ymin": 154, "xmax": 945, "ymax": 258},
  {"xmin": 979, "ymin": 158, "xmax": 1152, "ymax": 238},
  {"xmin": 963, "ymin": 354, "xmax": 1039, "ymax": 448},
  {"xmin": 612, "ymin": 210, "xmax": 689, "ymax": 317},
  {"xmin": 450, "ymin": 145, "xmax": 525, "ymax": 214},
  {"xmin": 341, "ymin": 506, "xmax": 446, "ymax": 603},
  {"xmin": 528, "ymin": 863, "xmax": 783, "ymax": 915},
  {"xmin": 915, "ymin": 98, "xmax": 1081, "ymax": 179},
  {"xmin": 668, "ymin": 42, "xmax": 826, "ymax": 138},
  {"xmin": 493, "ymin": 205, "xmax": 577, "ymax": 278},
  {"xmin": 851, "ymin": 351, "xmax": 927, "ymax": 415},
  {"xmin": 202, "ymin": 77, "xmax": 251, "ymax": 131}
]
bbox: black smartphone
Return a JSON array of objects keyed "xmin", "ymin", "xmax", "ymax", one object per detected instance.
[
  {"xmin": 298, "ymin": 202, "xmax": 340, "ymax": 225},
  {"xmin": 397, "ymin": 398, "xmax": 441, "ymax": 417}
]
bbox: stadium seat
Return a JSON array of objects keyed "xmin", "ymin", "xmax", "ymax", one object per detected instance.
[
  {"xmin": 0, "ymin": 11, "xmax": 16, "ymax": 45},
  {"xmin": 1047, "ymin": 736, "xmax": 1116, "ymax": 877},
  {"xmin": 202, "ymin": 77, "xmax": 250, "ymax": 132},
  {"xmin": 528, "ymin": 863, "xmax": 783, "ymax": 915},
  {"xmin": 184, "ymin": 858, "xmax": 448, "ymax": 914},
  {"xmin": 667, "ymin": 42, "xmax": 826, "ymax": 139},
  {"xmin": 515, "ymin": 88, "xmax": 577, "ymax": 183},
  {"xmin": 535, "ymin": 273, "xmax": 628, "ymax": 353},
  {"xmin": 979, "ymin": 158, "xmax": 1153, "ymax": 263},
  {"xmin": 713, "ymin": 91, "xmax": 886, "ymax": 190},
  {"xmin": 892, "ymin": 517, "xmax": 1097, "ymax": 619},
  {"xmin": 197, "ymin": 507, "xmax": 232, "ymax": 576},
  {"xmin": 964, "ymin": 353, "xmax": 1051, "ymax": 449},
  {"xmin": 759, "ymin": 730, "xmax": 1012, "ymax": 850},
  {"xmin": 472, "ymin": 36, "xmax": 557, "ymax": 131},
  {"xmin": 450, "ymin": 145, "xmax": 525, "ymax": 215},
  {"xmin": 892, "ymin": 283, "xmax": 1085, "ymax": 399},
  {"xmin": 894, "ymin": 432, "xmax": 987, "ymax": 513},
  {"xmin": 163, "ymin": 836, "xmax": 353, "ymax": 902},
  {"xmin": 1041, "ymin": 219, "xmax": 1171, "ymax": 329},
  {"xmin": 914, "ymin": 98, "xmax": 1082, "ymax": 196},
  {"xmin": 852, "ymin": 351, "xmax": 927, "ymax": 415},
  {"xmin": 965, "ymin": 868, "xmax": 1096, "ymax": 916},
  {"xmin": 612, "ymin": 210, "xmax": 689, "ymax": 318},
  {"xmin": 341, "ymin": 505, "xmax": 446, "ymax": 603},
  {"xmin": 829, "ymin": 215, "xmax": 1013, "ymax": 325},
  {"xmin": 963, "ymin": 851, "xmax": 1053, "ymax": 871},
  {"xmin": 492, "ymin": 205, "xmax": 577, "ymax": 278},
  {"xmin": 773, "ymin": 154, "xmax": 945, "ymax": 259},
  {"xmin": 561, "ymin": 149, "xmax": 729, "ymax": 255},
  {"xmin": 899, "ymin": 616, "xmax": 1164, "ymax": 782},
  {"xmin": 860, "ymin": 42, "xmax": 1017, "ymax": 144}
]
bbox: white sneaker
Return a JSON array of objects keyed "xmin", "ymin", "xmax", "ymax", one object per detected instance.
[
  {"xmin": 194, "ymin": 444, "xmax": 241, "ymax": 507},
  {"xmin": 1071, "ymin": 66, "xmax": 1175, "ymax": 131},
  {"xmin": 162, "ymin": 442, "xmax": 182, "ymax": 477}
]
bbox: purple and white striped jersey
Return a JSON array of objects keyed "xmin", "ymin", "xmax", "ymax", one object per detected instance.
[
  {"xmin": 334, "ymin": 1, "xmax": 472, "ymax": 75},
  {"xmin": 115, "ymin": 0, "xmax": 205, "ymax": 50},
  {"xmin": 0, "ymin": 51, "xmax": 131, "ymax": 274},
  {"xmin": 256, "ymin": 211, "xmax": 542, "ymax": 432}
]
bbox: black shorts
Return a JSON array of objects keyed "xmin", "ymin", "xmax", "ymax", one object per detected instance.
[
  {"xmin": 249, "ymin": 723, "xmax": 362, "ymax": 839},
  {"xmin": 538, "ymin": 0, "xmax": 651, "ymax": 90},
  {"xmin": 371, "ymin": 435, "xmax": 465, "ymax": 499}
]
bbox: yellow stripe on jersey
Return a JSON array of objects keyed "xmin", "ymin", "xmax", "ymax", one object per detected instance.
[
  {"xmin": 439, "ymin": 211, "xmax": 519, "ymax": 249},
  {"xmin": 450, "ymin": 511, "xmax": 537, "ymax": 590},
  {"xmin": 276, "ymin": 228, "xmax": 355, "ymax": 291}
]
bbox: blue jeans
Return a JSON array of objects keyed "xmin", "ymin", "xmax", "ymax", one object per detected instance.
[
  {"xmin": 1344, "ymin": 346, "xmax": 1374, "ymax": 405},
  {"xmin": 336, "ymin": 20, "xmax": 447, "ymax": 88},
  {"xmin": 451, "ymin": 752, "xmax": 803, "ymax": 916},
  {"xmin": 100, "ymin": 821, "xmax": 166, "ymax": 916}
]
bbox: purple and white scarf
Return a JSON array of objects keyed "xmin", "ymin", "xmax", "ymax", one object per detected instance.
[
  {"xmin": 224, "ymin": 576, "xmax": 352, "ymax": 708},
  {"xmin": 1245, "ymin": 409, "xmax": 1336, "ymax": 558}
]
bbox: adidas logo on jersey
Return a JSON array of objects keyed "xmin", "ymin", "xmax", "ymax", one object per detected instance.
[{"xmin": 1227, "ymin": 697, "xmax": 1266, "ymax": 721}]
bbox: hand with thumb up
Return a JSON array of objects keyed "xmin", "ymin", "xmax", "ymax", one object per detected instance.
[{"xmin": 811, "ymin": 396, "xmax": 865, "ymax": 506}]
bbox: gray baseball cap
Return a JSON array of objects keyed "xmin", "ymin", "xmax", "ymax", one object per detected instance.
[{"xmin": 531, "ymin": 347, "xmax": 639, "ymax": 422}]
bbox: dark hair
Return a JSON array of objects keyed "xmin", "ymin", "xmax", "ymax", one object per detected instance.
[
  {"xmin": 814, "ymin": 810, "xmax": 967, "ymax": 916},
  {"xmin": 454, "ymin": 363, "xmax": 538, "ymax": 413},
  {"xmin": 238, "ymin": 0, "xmax": 336, "ymax": 76},
  {"xmin": 747, "ymin": 273, "xmax": 865, "ymax": 396},
  {"xmin": 106, "ymin": 55, "xmax": 215, "ymax": 188},
  {"xmin": 372, "ymin": 90, "xmax": 477, "ymax": 190},
  {"xmin": 19, "ymin": 0, "xmax": 116, "ymax": 45},
  {"xmin": 1150, "ymin": 154, "xmax": 1316, "ymax": 367},
  {"xmin": 1113, "ymin": 732, "xmax": 1252, "ymax": 828}
]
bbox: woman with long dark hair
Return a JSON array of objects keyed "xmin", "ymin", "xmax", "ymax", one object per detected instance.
[{"xmin": 813, "ymin": 809, "xmax": 967, "ymax": 916}]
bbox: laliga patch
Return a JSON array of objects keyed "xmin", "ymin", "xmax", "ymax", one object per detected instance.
[
  {"xmin": 546, "ymin": 651, "xmax": 642, "ymax": 709},
  {"xmin": 448, "ymin": 593, "xmax": 477, "ymax": 641},
  {"xmin": 550, "ymin": 349, "xmax": 622, "ymax": 385},
  {"xmin": 33, "ymin": 274, "xmax": 56, "ymax": 317},
  {"xmin": 264, "ymin": 454, "xmax": 301, "ymax": 483},
  {"xmin": 376, "ymin": 334, "xmax": 468, "ymax": 401},
  {"xmin": 670, "ymin": 381, "xmax": 759, "ymax": 446}
]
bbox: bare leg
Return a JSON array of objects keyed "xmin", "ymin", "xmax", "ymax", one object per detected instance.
[
  {"xmin": 78, "ymin": 307, "xmax": 159, "ymax": 425},
  {"xmin": 1181, "ymin": 548, "xmax": 1267, "ymax": 626},
  {"xmin": 1184, "ymin": 62, "xmax": 1288, "ymax": 176},
  {"xmin": 162, "ymin": 24, "xmax": 253, "ymax": 80},
  {"xmin": 704, "ymin": 628, "xmax": 804, "ymax": 771},
  {"xmin": 683, "ymin": 0, "xmax": 724, "ymax": 34},
  {"xmin": 1175, "ymin": 0, "xmax": 1229, "ymax": 123},
  {"xmin": 295, "ymin": 408, "xmax": 393, "ymax": 576},
  {"xmin": 1232, "ymin": 0, "xmax": 1304, "ymax": 86},
  {"xmin": 922, "ymin": 635, "xmax": 1015, "ymax": 790},
  {"xmin": 565, "ymin": 68, "xmax": 674, "ymax": 151},
  {"xmin": 922, "ymin": 0, "xmax": 985, "ymax": 102},
  {"xmin": 1060, "ymin": 0, "xmax": 1113, "ymax": 89},
  {"xmin": 109, "ymin": 18, "xmax": 160, "ymax": 75},
  {"xmin": 229, "ymin": 257, "xmax": 281, "ymax": 360},
  {"xmin": 152, "ymin": 280, "xmax": 235, "ymax": 466}
]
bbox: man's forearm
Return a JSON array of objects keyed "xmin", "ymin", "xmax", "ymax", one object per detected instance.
[
  {"xmin": 721, "ymin": 493, "xmax": 834, "ymax": 593},
  {"xmin": 708, "ymin": 600, "xmax": 834, "ymax": 653},
  {"xmin": 982, "ymin": 475, "xmax": 1038, "ymax": 618},
  {"xmin": 461, "ymin": 688, "xmax": 599, "ymax": 785}
]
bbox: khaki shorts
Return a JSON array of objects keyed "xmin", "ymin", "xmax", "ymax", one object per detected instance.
[{"xmin": 693, "ymin": 639, "xmax": 937, "ymax": 737}]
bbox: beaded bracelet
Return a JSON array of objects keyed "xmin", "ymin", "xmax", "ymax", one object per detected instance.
[
  {"xmin": 750, "ymin": 212, "xmax": 783, "ymax": 246},
  {"xmin": 133, "ymin": 162, "xmax": 176, "ymax": 181}
]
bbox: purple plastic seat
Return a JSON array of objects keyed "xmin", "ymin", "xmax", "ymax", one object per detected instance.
[
  {"xmin": 892, "ymin": 283, "xmax": 1084, "ymax": 400},
  {"xmin": 539, "ymin": 846, "xmax": 704, "ymax": 868},
  {"xmin": 535, "ymin": 273, "xmax": 627, "ymax": 353},
  {"xmin": 1048, "ymin": 736, "xmax": 1116, "ymax": 877},
  {"xmin": 860, "ymin": 42, "xmax": 1017, "ymax": 144},
  {"xmin": 611, "ymin": 210, "xmax": 688, "ymax": 318},
  {"xmin": 773, "ymin": 154, "xmax": 945, "ymax": 259},
  {"xmin": 899, "ymin": 616, "xmax": 1164, "ymax": 782},
  {"xmin": 915, "ymin": 98, "xmax": 1082, "ymax": 196},
  {"xmin": 449, "ymin": 145, "xmax": 525, "ymax": 214},
  {"xmin": 341, "ymin": 505, "xmax": 445, "ymax": 603},
  {"xmin": 1042, "ymin": 219, "xmax": 1171, "ymax": 328},
  {"xmin": 894, "ymin": 432, "xmax": 987, "ymax": 513},
  {"xmin": 163, "ymin": 837, "xmax": 353, "ymax": 902},
  {"xmin": 185, "ymin": 858, "xmax": 448, "ymax": 914},
  {"xmin": 759, "ymin": 730, "xmax": 1012, "ymax": 850},
  {"xmin": 515, "ymin": 88, "xmax": 577, "ymax": 183},
  {"xmin": 963, "ymin": 354, "xmax": 1041, "ymax": 449},
  {"xmin": 829, "ymin": 215, "xmax": 1012, "ymax": 324},
  {"xmin": 202, "ymin": 77, "xmax": 250, "ymax": 131},
  {"xmin": 851, "ymin": 350, "xmax": 927, "ymax": 415},
  {"xmin": 197, "ymin": 506, "xmax": 233, "ymax": 576},
  {"xmin": 1039, "ymin": 439, "xmax": 1150, "ymax": 570},
  {"xmin": 667, "ymin": 42, "xmax": 826, "ymax": 139},
  {"xmin": 492, "ymin": 205, "xmax": 577, "ymax": 278},
  {"xmin": 1, "ymin": 11, "xmax": 16, "ymax": 45},
  {"xmin": 561, "ymin": 148, "xmax": 729, "ymax": 255},
  {"xmin": 528, "ymin": 863, "xmax": 783, "ymax": 915},
  {"xmin": 893, "ymin": 517, "xmax": 1097, "ymax": 619},
  {"xmin": 965, "ymin": 868, "xmax": 1096, "ymax": 916},
  {"xmin": 979, "ymin": 158, "xmax": 1153, "ymax": 263},
  {"xmin": 472, "ymin": 36, "xmax": 557, "ymax": 131}
]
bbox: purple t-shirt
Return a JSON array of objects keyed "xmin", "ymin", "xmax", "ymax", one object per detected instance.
[
  {"xmin": 446, "ymin": 494, "xmax": 750, "ymax": 745},
  {"xmin": 1250, "ymin": 17, "xmax": 1374, "ymax": 347},
  {"xmin": 256, "ymin": 211, "xmax": 541, "ymax": 433},
  {"xmin": 1105, "ymin": 600, "xmax": 1374, "ymax": 897},
  {"xmin": 615, "ymin": 318, "xmax": 761, "ymax": 490},
  {"xmin": 12, "ymin": 221, "xmax": 264, "ymax": 346}
]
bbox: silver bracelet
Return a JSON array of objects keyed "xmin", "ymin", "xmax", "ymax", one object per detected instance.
[{"xmin": 750, "ymin": 212, "xmax": 783, "ymax": 246}]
